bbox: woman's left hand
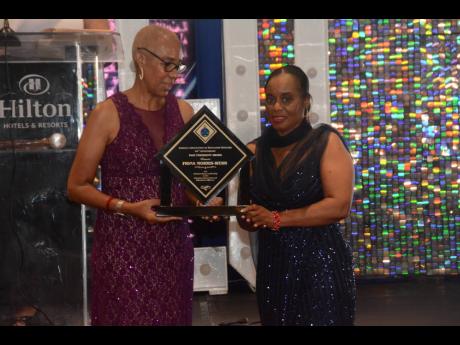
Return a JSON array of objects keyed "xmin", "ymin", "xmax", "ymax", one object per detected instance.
[{"xmin": 240, "ymin": 204, "xmax": 274, "ymax": 229}]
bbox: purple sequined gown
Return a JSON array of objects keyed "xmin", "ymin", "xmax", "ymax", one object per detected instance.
[{"xmin": 91, "ymin": 92, "xmax": 194, "ymax": 326}]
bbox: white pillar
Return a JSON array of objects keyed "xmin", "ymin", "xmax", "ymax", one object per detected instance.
[
  {"xmin": 115, "ymin": 19, "xmax": 150, "ymax": 92},
  {"xmin": 223, "ymin": 19, "xmax": 260, "ymax": 289},
  {"xmin": 294, "ymin": 19, "xmax": 330, "ymax": 124}
]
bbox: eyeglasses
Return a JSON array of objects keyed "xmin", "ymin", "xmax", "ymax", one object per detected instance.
[{"xmin": 137, "ymin": 47, "xmax": 186, "ymax": 73}]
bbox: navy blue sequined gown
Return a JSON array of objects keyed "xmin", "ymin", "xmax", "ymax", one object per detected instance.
[{"xmin": 250, "ymin": 123, "xmax": 356, "ymax": 326}]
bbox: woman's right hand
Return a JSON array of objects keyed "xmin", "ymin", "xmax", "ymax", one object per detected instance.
[
  {"xmin": 124, "ymin": 199, "xmax": 182, "ymax": 224},
  {"xmin": 236, "ymin": 212, "xmax": 259, "ymax": 232}
]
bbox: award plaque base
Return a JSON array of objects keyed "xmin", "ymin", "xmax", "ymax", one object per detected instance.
[{"xmin": 154, "ymin": 205, "xmax": 248, "ymax": 217}]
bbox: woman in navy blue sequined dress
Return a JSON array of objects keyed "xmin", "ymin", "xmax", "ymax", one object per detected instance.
[{"xmin": 238, "ymin": 65, "xmax": 356, "ymax": 326}]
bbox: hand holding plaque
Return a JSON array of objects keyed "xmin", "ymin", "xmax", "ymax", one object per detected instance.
[{"xmin": 154, "ymin": 106, "xmax": 254, "ymax": 217}]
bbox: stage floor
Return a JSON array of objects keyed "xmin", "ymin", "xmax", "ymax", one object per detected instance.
[
  {"xmin": 192, "ymin": 276, "xmax": 460, "ymax": 326},
  {"xmin": 1, "ymin": 276, "xmax": 459, "ymax": 326}
]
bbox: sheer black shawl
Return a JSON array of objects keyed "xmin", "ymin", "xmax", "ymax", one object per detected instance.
[{"xmin": 247, "ymin": 122, "xmax": 350, "ymax": 210}]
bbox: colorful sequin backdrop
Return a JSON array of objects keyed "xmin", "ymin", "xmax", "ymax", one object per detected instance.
[
  {"xmin": 328, "ymin": 19, "xmax": 460, "ymax": 276},
  {"xmin": 257, "ymin": 19, "xmax": 295, "ymax": 128}
]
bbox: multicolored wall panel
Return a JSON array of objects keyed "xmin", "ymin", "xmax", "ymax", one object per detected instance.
[
  {"xmin": 257, "ymin": 19, "xmax": 295, "ymax": 128},
  {"xmin": 328, "ymin": 19, "xmax": 460, "ymax": 276}
]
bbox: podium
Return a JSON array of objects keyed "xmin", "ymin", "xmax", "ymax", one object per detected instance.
[{"xmin": 0, "ymin": 32, "xmax": 124, "ymax": 325}]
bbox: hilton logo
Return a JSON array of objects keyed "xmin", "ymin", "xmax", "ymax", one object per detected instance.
[{"xmin": 19, "ymin": 74, "xmax": 50, "ymax": 96}]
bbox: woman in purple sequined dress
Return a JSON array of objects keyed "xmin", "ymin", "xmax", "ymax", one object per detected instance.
[{"xmin": 67, "ymin": 25, "xmax": 212, "ymax": 325}]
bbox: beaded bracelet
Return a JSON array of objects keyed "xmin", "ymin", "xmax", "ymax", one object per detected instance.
[
  {"xmin": 271, "ymin": 211, "xmax": 281, "ymax": 232},
  {"xmin": 105, "ymin": 196, "xmax": 114, "ymax": 210}
]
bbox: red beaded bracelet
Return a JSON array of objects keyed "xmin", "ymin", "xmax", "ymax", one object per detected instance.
[
  {"xmin": 105, "ymin": 196, "xmax": 114, "ymax": 210},
  {"xmin": 271, "ymin": 211, "xmax": 281, "ymax": 232}
]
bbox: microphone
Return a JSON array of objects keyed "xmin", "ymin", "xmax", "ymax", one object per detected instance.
[
  {"xmin": 48, "ymin": 132, "xmax": 67, "ymax": 149},
  {"xmin": 0, "ymin": 133, "xmax": 67, "ymax": 150}
]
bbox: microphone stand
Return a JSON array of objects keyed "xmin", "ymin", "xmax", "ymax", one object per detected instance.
[{"xmin": 0, "ymin": 19, "xmax": 21, "ymax": 47}]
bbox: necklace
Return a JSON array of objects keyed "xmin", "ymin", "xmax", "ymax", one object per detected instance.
[{"xmin": 268, "ymin": 119, "xmax": 311, "ymax": 148}]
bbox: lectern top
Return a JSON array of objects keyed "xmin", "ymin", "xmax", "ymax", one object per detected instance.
[{"xmin": 0, "ymin": 32, "xmax": 124, "ymax": 63}]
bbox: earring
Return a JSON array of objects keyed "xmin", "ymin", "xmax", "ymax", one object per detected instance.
[
  {"xmin": 139, "ymin": 66, "xmax": 144, "ymax": 80},
  {"xmin": 304, "ymin": 108, "xmax": 312, "ymax": 124}
]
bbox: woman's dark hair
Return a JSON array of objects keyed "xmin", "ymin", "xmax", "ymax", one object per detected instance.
[
  {"xmin": 249, "ymin": 64, "xmax": 315, "ymax": 199},
  {"xmin": 264, "ymin": 64, "xmax": 312, "ymax": 113}
]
